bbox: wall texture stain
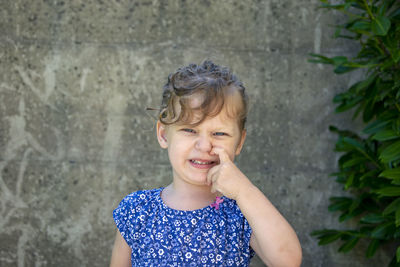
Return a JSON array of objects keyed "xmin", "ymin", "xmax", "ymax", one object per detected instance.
[{"xmin": 0, "ymin": 0, "xmax": 393, "ymax": 266}]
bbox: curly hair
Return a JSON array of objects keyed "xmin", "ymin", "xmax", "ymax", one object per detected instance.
[{"xmin": 159, "ymin": 60, "xmax": 248, "ymax": 130}]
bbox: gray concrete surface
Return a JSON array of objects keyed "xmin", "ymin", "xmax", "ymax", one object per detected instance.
[{"xmin": 0, "ymin": 0, "xmax": 393, "ymax": 266}]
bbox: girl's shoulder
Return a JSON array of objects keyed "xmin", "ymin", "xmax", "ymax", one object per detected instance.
[
  {"xmin": 113, "ymin": 188, "xmax": 163, "ymax": 247},
  {"xmin": 120, "ymin": 187, "xmax": 161, "ymax": 204},
  {"xmin": 114, "ymin": 187, "xmax": 162, "ymax": 215}
]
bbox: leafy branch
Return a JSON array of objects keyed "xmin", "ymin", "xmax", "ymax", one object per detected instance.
[{"xmin": 310, "ymin": 0, "xmax": 400, "ymax": 266}]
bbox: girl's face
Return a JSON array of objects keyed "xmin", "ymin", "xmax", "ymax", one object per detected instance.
[{"xmin": 156, "ymin": 107, "xmax": 246, "ymax": 188}]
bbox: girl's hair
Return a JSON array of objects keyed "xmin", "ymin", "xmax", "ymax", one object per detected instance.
[{"xmin": 159, "ymin": 60, "xmax": 248, "ymax": 130}]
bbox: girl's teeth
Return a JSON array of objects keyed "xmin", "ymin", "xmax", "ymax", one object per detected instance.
[{"xmin": 192, "ymin": 160, "xmax": 212, "ymax": 165}]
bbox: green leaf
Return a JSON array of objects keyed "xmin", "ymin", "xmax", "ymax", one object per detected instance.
[
  {"xmin": 389, "ymin": 6, "xmax": 400, "ymax": 19},
  {"xmin": 342, "ymin": 137, "xmax": 366, "ymax": 153},
  {"xmin": 363, "ymin": 120, "xmax": 391, "ymax": 134},
  {"xmin": 320, "ymin": 3, "xmax": 351, "ymax": 11},
  {"xmin": 310, "ymin": 229, "xmax": 332, "ymax": 236},
  {"xmin": 339, "ymin": 208, "xmax": 363, "ymax": 222},
  {"xmin": 335, "ymin": 96, "xmax": 363, "ymax": 112},
  {"xmin": 348, "ymin": 20, "xmax": 371, "ymax": 32},
  {"xmin": 348, "ymin": 196, "xmax": 362, "ymax": 213},
  {"xmin": 328, "ymin": 197, "xmax": 353, "ymax": 212},
  {"xmin": 380, "ymin": 168, "xmax": 400, "ymax": 179},
  {"xmin": 397, "ymin": 246, "xmax": 400, "ymax": 263},
  {"xmin": 319, "ymin": 232, "xmax": 343, "ymax": 245},
  {"xmin": 329, "ymin": 126, "xmax": 358, "ymax": 137},
  {"xmin": 371, "ymin": 15, "xmax": 391, "ymax": 36},
  {"xmin": 333, "ymin": 92, "xmax": 350, "ymax": 103},
  {"xmin": 383, "ymin": 198, "xmax": 400, "ymax": 215},
  {"xmin": 390, "ymin": 253, "xmax": 400, "ymax": 267},
  {"xmin": 308, "ymin": 53, "xmax": 334, "ymax": 65},
  {"xmin": 396, "ymin": 208, "xmax": 400, "ymax": 227},
  {"xmin": 331, "ymin": 56, "xmax": 348, "ymax": 66},
  {"xmin": 345, "ymin": 173, "xmax": 355, "ymax": 190},
  {"xmin": 352, "ymin": 103, "xmax": 364, "ymax": 120},
  {"xmin": 363, "ymin": 98, "xmax": 377, "ymax": 123},
  {"xmin": 311, "ymin": 229, "xmax": 342, "ymax": 245},
  {"xmin": 373, "ymin": 129, "xmax": 400, "ymax": 141},
  {"xmin": 376, "ymin": 187, "xmax": 400, "ymax": 196},
  {"xmin": 380, "ymin": 140, "xmax": 400, "ymax": 163},
  {"xmin": 342, "ymin": 157, "xmax": 366, "ymax": 168},
  {"xmin": 334, "ymin": 65, "xmax": 357, "ymax": 74},
  {"xmin": 391, "ymin": 180, "xmax": 400, "ymax": 186},
  {"xmin": 370, "ymin": 222, "xmax": 394, "ymax": 239},
  {"xmin": 377, "ymin": 2, "xmax": 388, "ymax": 17},
  {"xmin": 359, "ymin": 169, "xmax": 379, "ymax": 181},
  {"xmin": 338, "ymin": 236, "xmax": 359, "ymax": 253},
  {"xmin": 366, "ymin": 239, "xmax": 380, "ymax": 258},
  {"xmin": 360, "ymin": 214, "xmax": 385, "ymax": 224},
  {"xmin": 355, "ymin": 74, "xmax": 378, "ymax": 94},
  {"xmin": 382, "ymin": 30, "xmax": 398, "ymax": 50},
  {"xmin": 392, "ymin": 49, "xmax": 400, "ymax": 63},
  {"xmin": 380, "ymin": 58, "xmax": 395, "ymax": 71}
]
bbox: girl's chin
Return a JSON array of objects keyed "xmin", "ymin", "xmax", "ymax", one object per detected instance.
[
  {"xmin": 174, "ymin": 169, "xmax": 211, "ymax": 186},
  {"xmin": 184, "ymin": 175, "xmax": 210, "ymax": 186}
]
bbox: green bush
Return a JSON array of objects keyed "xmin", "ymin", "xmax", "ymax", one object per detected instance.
[{"xmin": 309, "ymin": 0, "xmax": 400, "ymax": 265}]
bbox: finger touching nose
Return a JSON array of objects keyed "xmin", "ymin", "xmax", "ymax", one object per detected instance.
[{"xmin": 211, "ymin": 147, "xmax": 231, "ymax": 163}]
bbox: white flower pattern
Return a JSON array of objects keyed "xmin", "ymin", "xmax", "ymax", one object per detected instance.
[{"xmin": 113, "ymin": 188, "xmax": 254, "ymax": 266}]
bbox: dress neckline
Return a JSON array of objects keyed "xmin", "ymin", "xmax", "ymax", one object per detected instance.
[{"xmin": 156, "ymin": 187, "xmax": 224, "ymax": 216}]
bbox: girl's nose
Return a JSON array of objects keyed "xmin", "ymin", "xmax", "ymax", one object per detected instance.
[{"xmin": 195, "ymin": 135, "xmax": 212, "ymax": 152}]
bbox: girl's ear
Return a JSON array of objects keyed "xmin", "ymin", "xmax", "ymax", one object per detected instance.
[
  {"xmin": 235, "ymin": 129, "xmax": 247, "ymax": 155},
  {"xmin": 156, "ymin": 121, "xmax": 168, "ymax": 149}
]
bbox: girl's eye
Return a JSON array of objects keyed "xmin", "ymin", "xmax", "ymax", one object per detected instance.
[
  {"xmin": 182, "ymin": 128, "xmax": 195, "ymax": 133},
  {"xmin": 214, "ymin": 132, "xmax": 227, "ymax": 136}
]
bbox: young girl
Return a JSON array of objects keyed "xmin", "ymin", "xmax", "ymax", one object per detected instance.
[{"xmin": 110, "ymin": 60, "xmax": 302, "ymax": 267}]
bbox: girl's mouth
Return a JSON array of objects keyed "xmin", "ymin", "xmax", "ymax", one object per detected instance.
[{"xmin": 189, "ymin": 159, "xmax": 218, "ymax": 169}]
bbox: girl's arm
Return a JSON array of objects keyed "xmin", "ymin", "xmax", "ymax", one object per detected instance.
[
  {"xmin": 207, "ymin": 148, "xmax": 302, "ymax": 267},
  {"xmin": 110, "ymin": 231, "xmax": 131, "ymax": 267},
  {"xmin": 237, "ymin": 184, "xmax": 302, "ymax": 267}
]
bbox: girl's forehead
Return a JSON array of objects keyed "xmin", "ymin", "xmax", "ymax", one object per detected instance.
[
  {"xmin": 168, "ymin": 88, "xmax": 244, "ymax": 129},
  {"xmin": 180, "ymin": 109, "xmax": 240, "ymax": 129},
  {"xmin": 186, "ymin": 92, "xmax": 205, "ymax": 109}
]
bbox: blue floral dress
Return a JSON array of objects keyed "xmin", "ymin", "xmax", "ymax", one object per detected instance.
[{"xmin": 113, "ymin": 187, "xmax": 255, "ymax": 266}]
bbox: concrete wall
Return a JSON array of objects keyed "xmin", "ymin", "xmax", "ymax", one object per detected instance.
[{"xmin": 0, "ymin": 0, "xmax": 393, "ymax": 266}]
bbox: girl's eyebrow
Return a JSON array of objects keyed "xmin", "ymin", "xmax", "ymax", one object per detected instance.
[
  {"xmin": 178, "ymin": 124, "xmax": 196, "ymax": 128},
  {"xmin": 213, "ymin": 126, "xmax": 235, "ymax": 133}
]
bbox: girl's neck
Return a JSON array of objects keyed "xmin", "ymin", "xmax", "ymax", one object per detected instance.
[{"xmin": 161, "ymin": 182, "xmax": 218, "ymax": 211}]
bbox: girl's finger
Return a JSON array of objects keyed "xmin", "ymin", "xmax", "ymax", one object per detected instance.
[
  {"xmin": 211, "ymin": 186, "xmax": 216, "ymax": 193},
  {"xmin": 206, "ymin": 165, "xmax": 218, "ymax": 185},
  {"xmin": 210, "ymin": 182, "xmax": 218, "ymax": 193},
  {"xmin": 212, "ymin": 147, "xmax": 231, "ymax": 163}
]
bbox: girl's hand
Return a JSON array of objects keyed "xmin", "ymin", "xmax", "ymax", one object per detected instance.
[{"xmin": 206, "ymin": 147, "xmax": 253, "ymax": 200}]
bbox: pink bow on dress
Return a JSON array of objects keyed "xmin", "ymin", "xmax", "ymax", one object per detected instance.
[{"xmin": 210, "ymin": 196, "xmax": 224, "ymax": 210}]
